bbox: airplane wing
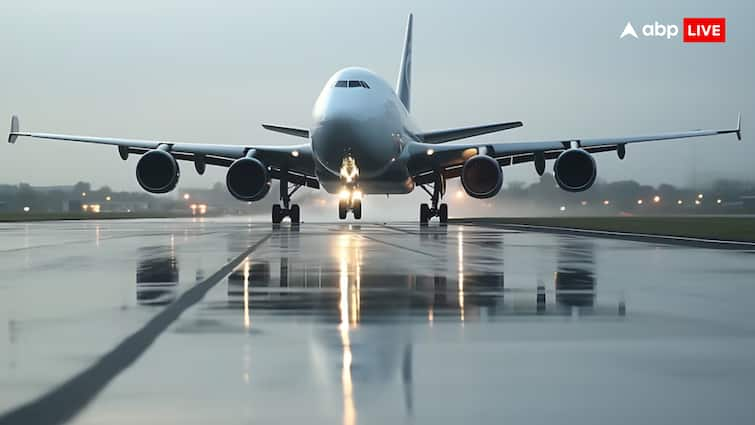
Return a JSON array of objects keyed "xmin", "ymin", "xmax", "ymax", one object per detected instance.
[
  {"xmin": 7, "ymin": 115, "xmax": 319, "ymax": 188},
  {"xmin": 409, "ymin": 114, "xmax": 742, "ymax": 185}
]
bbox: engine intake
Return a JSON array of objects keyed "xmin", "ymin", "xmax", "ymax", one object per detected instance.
[
  {"xmin": 460, "ymin": 155, "xmax": 503, "ymax": 199},
  {"xmin": 553, "ymin": 149, "xmax": 597, "ymax": 192},
  {"xmin": 136, "ymin": 150, "xmax": 180, "ymax": 194},
  {"xmin": 226, "ymin": 157, "xmax": 271, "ymax": 201}
]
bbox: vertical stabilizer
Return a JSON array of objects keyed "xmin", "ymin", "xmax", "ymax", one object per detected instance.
[{"xmin": 396, "ymin": 13, "xmax": 413, "ymax": 112}]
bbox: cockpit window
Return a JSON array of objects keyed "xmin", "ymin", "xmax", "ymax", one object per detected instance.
[{"xmin": 334, "ymin": 80, "xmax": 370, "ymax": 89}]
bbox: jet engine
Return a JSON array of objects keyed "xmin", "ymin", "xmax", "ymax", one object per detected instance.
[
  {"xmin": 136, "ymin": 150, "xmax": 180, "ymax": 193},
  {"xmin": 553, "ymin": 149, "xmax": 597, "ymax": 192},
  {"xmin": 226, "ymin": 157, "xmax": 271, "ymax": 201},
  {"xmin": 460, "ymin": 155, "xmax": 503, "ymax": 199}
]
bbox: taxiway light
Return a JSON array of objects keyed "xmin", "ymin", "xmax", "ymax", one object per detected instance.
[
  {"xmin": 352, "ymin": 190, "xmax": 363, "ymax": 200},
  {"xmin": 339, "ymin": 189, "xmax": 350, "ymax": 199}
]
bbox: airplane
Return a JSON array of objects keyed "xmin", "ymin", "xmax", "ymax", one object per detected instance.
[{"xmin": 7, "ymin": 14, "xmax": 743, "ymax": 225}]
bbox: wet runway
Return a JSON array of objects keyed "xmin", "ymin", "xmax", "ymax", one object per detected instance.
[{"xmin": 1, "ymin": 218, "xmax": 755, "ymax": 424}]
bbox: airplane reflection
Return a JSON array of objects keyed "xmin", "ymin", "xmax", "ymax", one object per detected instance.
[
  {"xmin": 136, "ymin": 247, "xmax": 178, "ymax": 306},
  {"xmin": 218, "ymin": 228, "xmax": 624, "ymax": 423}
]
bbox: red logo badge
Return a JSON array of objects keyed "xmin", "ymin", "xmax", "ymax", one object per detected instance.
[{"xmin": 683, "ymin": 18, "xmax": 726, "ymax": 43}]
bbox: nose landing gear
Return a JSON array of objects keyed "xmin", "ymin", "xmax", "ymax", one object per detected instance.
[{"xmin": 338, "ymin": 190, "xmax": 362, "ymax": 220}]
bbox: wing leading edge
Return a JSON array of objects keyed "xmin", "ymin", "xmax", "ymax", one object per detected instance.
[
  {"xmin": 7, "ymin": 115, "xmax": 318, "ymax": 187},
  {"xmin": 409, "ymin": 114, "xmax": 743, "ymax": 184}
]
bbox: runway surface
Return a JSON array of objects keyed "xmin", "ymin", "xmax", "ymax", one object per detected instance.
[{"xmin": 1, "ymin": 218, "xmax": 755, "ymax": 424}]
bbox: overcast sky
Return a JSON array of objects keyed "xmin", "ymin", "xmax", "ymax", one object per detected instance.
[{"xmin": 1, "ymin": 0, "xmax": 753, "ymax": 191}]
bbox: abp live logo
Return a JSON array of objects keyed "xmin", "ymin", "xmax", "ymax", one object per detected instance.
[
  {"xmin": 620, "ymin": 18, "xmax": 726, "ymax": 43},
  {"xmin": 683, "ymin": 18, "xmax": 726, "ymax": 42}
]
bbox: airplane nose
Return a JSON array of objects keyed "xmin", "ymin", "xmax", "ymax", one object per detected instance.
[{"xmin": 313, "ymin": 112, "xmax": 396, "ymax": 178}]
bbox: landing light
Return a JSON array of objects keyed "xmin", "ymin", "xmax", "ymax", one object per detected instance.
[
  {"xmin": 653, "ymin": 195, "xmax": 661, "ymax": 203},
  {"xmin": 339, "ymin": 189, "xmax": 351, "ymax": 199},
  {"xmin": 637, "ymin": 199, "xmax": 643, "ymax": 205},
  {"xmin": 697, "ymin": 193, "xmax": 704, "ymax": 199},
  {"xmin": 291, "ymin": 150, "xmax": 300, "ymax": 158},
  {"xmin": 23, "ymin": 206, "xmax": 30, "ymax": 212},
  {"xmin": 559, "ymin": 205, "xmax": 566, "ymax": 212},
  {"xmin": 717, "ymin": 199, "xmax": 722, "ymax": 204},
  {"xmin": 426, "ymin": 148, "xmax": 434, "ymax": 156}
]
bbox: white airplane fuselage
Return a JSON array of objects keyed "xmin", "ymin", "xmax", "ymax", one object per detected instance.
[{"xmin": 311, "ymin": 67, "xmax": 419, "ymax": 195}]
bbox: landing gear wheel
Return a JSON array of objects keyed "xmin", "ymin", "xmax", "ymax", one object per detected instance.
[
  {"xmin": 338, "ymin": 199, "xmax": 348, "ymax": 220},
  {"xmin": 420, "ymin": 203, "xmax": 430, "ymax": 225},
  {"xmin": 272, "ymin": 204, "xmax": 283, "ymax": 224},
  {"xmin": 439, "ymin": 203, "xmax": 448, "ymax": 224},
  {"xmin": 353, "ymin": 199, "xmax": 362, "ymax": 220},
  {"xmin": 290, "ymin": 204, "xmax": 300, "ymax": 224}
]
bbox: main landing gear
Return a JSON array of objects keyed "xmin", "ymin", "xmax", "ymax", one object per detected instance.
[
  {"xmin": 418, "ymin": 173, "xmax": 448, "ymax": 225},
  {"xmin": 272, "ymin": 180, "xmax": 302, "ymax": 224},
  {"xmin": 338, "ymin": 190, "xmax": 362, "ymax": 220}
]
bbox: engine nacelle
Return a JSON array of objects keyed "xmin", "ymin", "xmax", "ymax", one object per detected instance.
[
  {"xmin": 226, "ymin": 157, "xmax": 271, "ymax": 202},
  {"xmin": 460, "ymin": 155, "xmax": 503, "ymax": 199},
  {"xmin": 136, "ymin": 150, "xmax": 180, "ymax": 194},
  {"xmin": 553, "ymin": 149, "xmax": 597, "ymax": 192}
]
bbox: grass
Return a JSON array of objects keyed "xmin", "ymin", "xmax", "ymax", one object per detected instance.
[
  {"xmin": 0, "ymin": 211, "xmax": 197, "ymax": 222},
  {"xmin": 452, "ymin": 216, "xmax": 755, "ymax": 243}
]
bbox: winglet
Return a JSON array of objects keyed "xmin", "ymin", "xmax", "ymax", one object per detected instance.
[
  {"xmin": 8, "ymin": 115, "xmax": 19, "ymax": 144},
  {"xmin": 736, "ymin": 112, "xmax": 742, "ymax": 141}
]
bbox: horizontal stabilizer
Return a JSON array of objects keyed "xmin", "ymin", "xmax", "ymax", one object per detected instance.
[
  {"xmin": 419, "ymin": 121, "xmax": 523, "ymax": 144},
  {"xmin": 262, "ymin": 124, "xmax": 309, "ymax": 139}
]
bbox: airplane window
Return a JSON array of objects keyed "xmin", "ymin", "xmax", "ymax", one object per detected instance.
[
  {"xmin": 360, "ymin": 81, "xmax": 371, "ymax": 88},
  {"xmin": 348, "ymin": 80, "xmax": 361, "ymax": 88},
  {"xmin": 335, "ymin": 80, "xmax": 347, "ymax": 87}
]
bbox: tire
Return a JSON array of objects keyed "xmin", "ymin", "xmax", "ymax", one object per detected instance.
[
  {"xmin": 272, "ymin": 204, "xmax": 282, "ymax": 224},
  {"xmin": 290, "ymin": 204, "xmax": 300, "ymax": 224},
  {"xmin": 338, "ymin": 200, "xmax": 348, "ymax": 220},
  {"xmin": 353, "ymin": 199, "xmax": 362, "ymax": 220},
  {"xmin": 420, "ymin": 203, "xmax": 430, "ymax": 225},
  {"xmin": 439, "ymin": 203, "xmax": 448, "ymax": 224}
]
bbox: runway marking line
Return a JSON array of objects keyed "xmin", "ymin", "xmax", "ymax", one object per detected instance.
[
  {"xmin": 0, "ymin": 233, "xmax": 273, "ymax": 425},
  {"xmin": 468, "ymin": 222, "xmax": 755, "ymax": 250}
]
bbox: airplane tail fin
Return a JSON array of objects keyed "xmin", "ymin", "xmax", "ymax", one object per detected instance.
[{"xmin": 396, "ymin": 13, "xmax": 413, "ymax": 112}]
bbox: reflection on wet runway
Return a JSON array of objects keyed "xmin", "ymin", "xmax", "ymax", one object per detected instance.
[
  {"xmin": 5, "ymin": 219, "xmax": 755, "ymax": 425},
  {"xmin": 217, "ymin": 227, "xmax": 624, "ymax": 323}
]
